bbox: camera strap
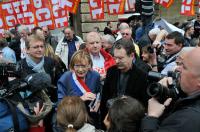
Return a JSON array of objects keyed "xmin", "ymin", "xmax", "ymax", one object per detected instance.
[{"xmin": 0, "ymin": 98, "xmax": 19, "ymax": 132}]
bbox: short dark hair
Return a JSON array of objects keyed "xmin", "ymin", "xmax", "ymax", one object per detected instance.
[
  {"xmin": 113, "ymin": 38, "xmax": 136, "ymax": 56},
  {"xmin": 166, "ymin": 31, "xmax": 184, "ymax": 46},
  {"xmin": 107, "ymin": 21, "xmax": 111, "ymax": 26},
  {"xmin": 0, "ymin": 38, "xmax": 8, "ymax": 48},
  {"xmin": 107, "ymin": 96, "xmax": 145, "ymax": 132},
  {"xmin": 62, "ymin": 27, "xmax": 74, "ymax": 33}
]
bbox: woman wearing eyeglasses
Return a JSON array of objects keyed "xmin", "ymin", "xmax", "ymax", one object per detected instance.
[{"xmin": 57, "ymin": 50, "xmax": 102, "ymax": 128}]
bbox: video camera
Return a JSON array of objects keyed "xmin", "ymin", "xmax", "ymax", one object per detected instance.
[
  {"xmin": 147, "ymin": 71, "xmax": 181, "ymax": 103},
  {"xmin": 0, "ymin": 63, "xmax": 26, "ymax": 98},
  {"xmin": 0, "ymin": 63, "xmax": 19, "ymax": 78}
]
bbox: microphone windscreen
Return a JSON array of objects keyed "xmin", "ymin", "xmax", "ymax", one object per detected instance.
[{"xmin": 25, "ymin": 72, "xmax": 51, "ymax": 92}]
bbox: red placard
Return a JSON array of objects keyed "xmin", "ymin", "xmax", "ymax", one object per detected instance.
[
  {"xmin": 155, "ymin": 0, "xmax": 174, "ymax": 8},
  {"xmin": 127, "ymin": 0, "xmax": 135, "ymax": 11},
  {"xmin": 155, "ymin": 0, "xmax": 159, "ymax": 3},
  {"xmin": 1, "ymin": 0, "xmax": 19, "ymax": 30},
  {"xmin": 30, "ymin": 0, "xmax": 55, "ymax": 28},
  {"xmin": 181, "ymin": 0, "xmax": 195, "ymax": 16},
  {"xmin": 106, "ymin": 0, "xmax": 125, "ymax": 15},
  {"xmin": 0, "ymin": 0, "xmax": 69, "ymax": 36},
  {"xmin": 58, "ymin": 0, "xmax": 80, "ymax": 14},
  {"xmin": 0, "ymin": 5, "xmax": 5, "ymax": 36},
  {"xmin": 50, "ymin": 0, "xmax": 69, "ymax": 28},
  {"xmin": 198, "ymin": 0, "xmax": 200, "ymax": 13},
  {"xmin": 88, "ymin": 0, "xmax": 104, "ymax": 20}
]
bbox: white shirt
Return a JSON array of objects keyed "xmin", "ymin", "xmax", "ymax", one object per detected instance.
[{"xmin": 20, "ymin": 38, "xmax": 26, "ymax": 59}]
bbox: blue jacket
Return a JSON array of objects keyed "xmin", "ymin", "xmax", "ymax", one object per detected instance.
[
  {"xmin": 0, "ymin": 100, "xmax": 28, "ymax": 132},
  {"xmin": 57, "ymin": 70, "xmax": 101, "ymax": 102}
]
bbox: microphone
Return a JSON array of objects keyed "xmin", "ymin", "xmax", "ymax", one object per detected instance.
[
  {"xmin": 1, "ymin": 72, "xmax": 52, "ymax": 98},
  {"xmin": 22, "ymin": 72, "xmax": 52, "ymax": 92}
]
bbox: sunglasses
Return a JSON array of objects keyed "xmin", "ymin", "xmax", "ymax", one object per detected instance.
[{"xmin": 121, "ymin": 33, "xmax": 130, "ymax": 36}]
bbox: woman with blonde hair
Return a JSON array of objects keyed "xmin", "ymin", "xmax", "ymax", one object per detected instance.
[{"xmin": 57, "ymin": 50, "xmax": 101, "ymax": 128}]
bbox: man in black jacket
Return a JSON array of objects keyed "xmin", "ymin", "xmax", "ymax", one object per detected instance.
[
  {"xmin": 100, "ymin": 38, "xmax": 149, "ymax": 125},
  {"xmin": 141, "ymin": 47, "xmax": 200, "ymax": 132}
]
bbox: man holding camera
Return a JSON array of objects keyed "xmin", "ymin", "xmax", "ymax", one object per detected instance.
[{"xmin": 141, "ymin": 48, "xmax": 200, "ymax": 132}]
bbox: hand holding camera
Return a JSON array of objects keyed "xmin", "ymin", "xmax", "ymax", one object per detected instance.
[
  {"xmin": 147, "ymin": 71, "xmax": 180, "ymax": 103},
  {"xmin": 147, "ymin": 97, "xmax": 172, "ymax": 118}
]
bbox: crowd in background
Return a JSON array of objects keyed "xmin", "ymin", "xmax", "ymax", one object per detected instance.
[{"xmin": 0, "ymin": 12, "xmax": 200, "ymax": 132}]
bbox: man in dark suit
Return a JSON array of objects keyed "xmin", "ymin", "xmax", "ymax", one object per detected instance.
[{"xmin": 100, "ymin": 38, "xmax": 149, "ymax": 126}]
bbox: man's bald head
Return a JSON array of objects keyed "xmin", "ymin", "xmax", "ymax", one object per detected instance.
[
  {"xmin": 184, "ymin": 48, "xmax": 200, "ymax": 76},
  {"xmin": 119, "ymin": 22, "xmax": 129, "ymax": 31},
  {"xmin": 85, "ymin": 32, "xmax": 102, "ymax": 56},
  {"xmin": 85, "ymin": 31, "xmax": 101, "ymax": 42}
]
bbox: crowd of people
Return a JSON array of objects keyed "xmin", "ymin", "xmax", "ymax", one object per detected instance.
[{"xmin": 0, "ymin": 12, "xmax": 200, "ymax": 132}]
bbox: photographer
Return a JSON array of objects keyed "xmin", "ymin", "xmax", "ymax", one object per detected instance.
[
  {"xmin": 159, "ymin": 31, "xmax": 184, "ymax": 75},
  {"xmin": 141, "ymin": 44, "xmax": 158, "ymax": 72},
  {"xmin": 141, "ymin": 48, "xmax": 200, "ymax": 132}
]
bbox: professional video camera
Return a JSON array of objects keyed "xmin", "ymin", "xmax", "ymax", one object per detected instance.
[
  {"xmin": 147, "ymin": 71, "xmax": 181, "ymax": 103},
  {"xmin": 0, "ymin": 63, "xmax": 52, "ymax": 124}
]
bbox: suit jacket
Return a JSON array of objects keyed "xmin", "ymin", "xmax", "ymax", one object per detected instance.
[
  {"xmin": 100, "ymin": 64, "xmax": 149, "ymax": 120},
  {"xmin": 57, "ymin": 70, "xmax": 101, "ymax": 102},
  {"xmin": 18, "ymin": 57, "xmax": 57, "ymax": 102}
]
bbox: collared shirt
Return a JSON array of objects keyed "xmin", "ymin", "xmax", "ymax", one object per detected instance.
[
  {"xmin": 20, "ymin": 38, "xmax": 26, "ymax": 59},
  {"xmin": 90, "ymin": 53, "xmax": 106, "ymax": 76}
]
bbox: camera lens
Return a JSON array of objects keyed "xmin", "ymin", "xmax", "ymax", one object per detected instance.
[{"xmin": 147, "ymin": 46, "xmax": 154, "ymax": 54}]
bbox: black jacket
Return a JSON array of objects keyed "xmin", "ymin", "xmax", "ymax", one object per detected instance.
[
  {"xmin": 18, "ymin": 57, "xmax": 58, "ymax": 102},
  {"xmin": 141, "ymin": 92, "xmax": 200, "ymax": 132},
  {"xmin": 100, "ymin": 64, "xmax": 149, "ymax": 121}
]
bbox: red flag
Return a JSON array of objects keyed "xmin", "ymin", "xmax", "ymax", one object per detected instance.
[
  {"xmin": 0, "ymin": 4, "xmax": 5, "ymax": 36},
  {"xmin": 106, "ymin": 0, "xmax": 125, "ymax": 15},
  {"xmin": 198, "ymin": 0, "xmax": 200, "ymax": 13},
  {"xmin": 127, "ymin": 0, "xmax": 135, "ymax": 11},
  {"xmin": 155, "ymin": 0, "xmax": 174, "ymax": 8},
  {"xmin": 58, "ymin": 0, "xmax": 80, "ymax": 14},
  {"xmin": 88, "ymin": 0, "xmax": 104, "ymax": 20},
  {"xmin": 50, "ymin": 0, "xmax": 69, "ymax": 28},
  {"xmin": 1, "ymin": 1, "xmax": 19, "ymax": 29},
  {"xmin": 181, "ymin": 0, "xmax": 195, "ymax": 16}
]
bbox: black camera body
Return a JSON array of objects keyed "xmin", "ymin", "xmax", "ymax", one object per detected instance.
[
  {"xmin": 147, "ymin": 46, "xmax": 154, "ymax": 54},
  {"xmin": 0, "ymin": 63, "xmax": 23, "ymax": 98},
  {"xmin": 147, "ymin": 71, "xmax": 180, "ymax": 103}
]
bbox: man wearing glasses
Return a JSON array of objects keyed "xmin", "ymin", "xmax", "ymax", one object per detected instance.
[{"xmin": 18, "ymin": 34, "xmax": 57, "ymax": 100}]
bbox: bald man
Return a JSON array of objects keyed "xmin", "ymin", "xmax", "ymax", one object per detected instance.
[
  {"xmin": 141, "ymin": 48, "xmax": 200, "ymax": 132},
  {"xmin": 85, "ymin": 32, "xmax": 115, "ymax": 80}
]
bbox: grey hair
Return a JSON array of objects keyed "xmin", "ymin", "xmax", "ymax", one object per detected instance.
[
  {"xmin": 102, "ymin": 34, "xmax": 115, "ymax": 45},
  {"xmin": 119, "ymin": 22, "xmax": 129, "ymax": 31},
  {"xmin": 18, "ymin": 25, "xmax": 30, "ymax": 33}
]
